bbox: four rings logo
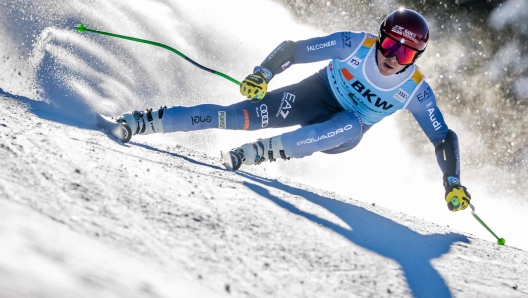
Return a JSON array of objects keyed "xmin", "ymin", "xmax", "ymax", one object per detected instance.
[
  {"xmin": 296, "ymin": 124, "xmax": 354, "ymax": 146},
  {"xmin": 260, "ymin": 104, "xmax": 269, "ymax": 127}
]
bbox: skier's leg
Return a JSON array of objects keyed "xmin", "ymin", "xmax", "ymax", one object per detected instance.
[
  {"xmin": 223, "ymin": 111, "xmax": 364, "ymax": 170},
  {"xmin": 120, "ymin": 97, "xmax": 285, "ymax": 136},
  {"xmin": 121, "ymin": 72, "xmax": 341, "ymax": 136}
]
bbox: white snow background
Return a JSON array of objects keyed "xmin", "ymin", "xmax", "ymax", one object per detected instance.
[{"xmin": 1, "ymin": 0, "xmax": 527, "ymax": 297}]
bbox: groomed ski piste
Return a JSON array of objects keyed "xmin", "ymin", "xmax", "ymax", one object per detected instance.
[
  {"xmin": 2, "ymin": 0, "xmax": 528, "ymax": 297},
  {"xmin": 1, "ymin": 90, "xmax": 528, "ymax": 298}
]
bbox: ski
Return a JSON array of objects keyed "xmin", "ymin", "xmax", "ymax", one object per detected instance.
[
  {"xmin": 220, "ymin": 149, "xmax": 242, "ymax": 171},
  {"xmin": 96, "ymin": 114, "xmax": 132, "ymax": 143}
]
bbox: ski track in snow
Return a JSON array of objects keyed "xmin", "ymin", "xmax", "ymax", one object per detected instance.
[{"xmin": 1, "ymin": 91, "xmax": 528, "ymax": 298}]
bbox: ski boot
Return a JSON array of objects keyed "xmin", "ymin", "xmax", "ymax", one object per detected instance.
[
  {"xmin": 221, "ymin": 136, "xmax": 290, "ymax": 171},
  {"xmin": 120, "ymin": 106, "xmax": 166, "ymax": 136},
  {"xmin": 97, "ymin": 106, "xmax": 166, "ymax": 143}
]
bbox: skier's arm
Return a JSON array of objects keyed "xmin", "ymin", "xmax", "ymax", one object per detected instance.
[
  {"xmin": 255, "ymin": 31, "xmax": 366, "ymax": 81},
  {"xmin": 405, "ymin": 83, "xmax": 457, "ymax": 178},
  {"xmin": 241, "ymin": 31, "xmax": 365, "ymax": 101},
  {"xmin": 406, "ymin": 83, "xmax": 471, "ymax": 211}
]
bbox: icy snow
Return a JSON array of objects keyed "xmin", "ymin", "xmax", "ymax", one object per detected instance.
[
  {"xmin": 1, "ymin": 0, "xmax": 528, "ymax": 297},
  {"xmin": 1, "ymin": 90, "xmax": 528, "ymax": 298}
]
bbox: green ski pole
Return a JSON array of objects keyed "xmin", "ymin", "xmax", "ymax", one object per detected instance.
[
  {"xmin": 74, "ymin": 24, "xmax": 241, "ymax": 85},
  {"xmin": 469, "ymin": 203, "xmax": 505, "ymax": 246}
]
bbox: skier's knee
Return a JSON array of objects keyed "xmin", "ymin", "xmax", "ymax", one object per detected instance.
[{"xmin": 329, "ymin": 111, "xmax": 363, "ymax": 137}]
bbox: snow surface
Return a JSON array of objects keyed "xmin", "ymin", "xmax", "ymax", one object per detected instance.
[
  {"xmin": 1, "ymin": 89, "xmax": 528, "ymax": 298},
  {"xmin": 1, "ymin": 0, "xmax": 528, "ymax": 297}
]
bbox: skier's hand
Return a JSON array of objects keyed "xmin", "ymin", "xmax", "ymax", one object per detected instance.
[
  {"xmin": 444, "ymin": 178, "xmax": 471, "ymax": 212},
  {"xmin": 240, "ymin": 73, "xmax": 268, "ymax": 102}
]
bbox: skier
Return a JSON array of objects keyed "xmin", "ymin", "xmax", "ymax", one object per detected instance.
[{"xmin": 114, "ymin": 8, "xmax": 471, "ymax": 212}]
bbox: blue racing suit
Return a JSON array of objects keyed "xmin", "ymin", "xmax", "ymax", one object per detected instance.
[{"xmin": 160, "ymin": 31, "xmax": 461, "ymax": 181}]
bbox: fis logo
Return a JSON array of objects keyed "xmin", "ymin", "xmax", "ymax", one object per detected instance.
[
  {"xmin": 347, "ymin": 56, "xmax": 362, "ymax": 68},
  {"xmin": 351, "ymin": 80, "xmax": 394, "ymax": 110}
]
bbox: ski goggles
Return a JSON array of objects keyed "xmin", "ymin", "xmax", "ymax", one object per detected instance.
[{"xmin": 378, "ymin": 32, "xmax": 422, "ymax": 65}]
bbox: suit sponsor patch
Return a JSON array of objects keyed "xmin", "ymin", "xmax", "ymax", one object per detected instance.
[
  {"xmin": 218, "ymin": 111, "xmax": 226, "ymax": 129},
  {"xmin": 393, "ymin": 88, "xmax": 409, "ymax": 103},
  {"xmin": 347, "ymin": 56, "xmax": 362, "ymax": 68}
]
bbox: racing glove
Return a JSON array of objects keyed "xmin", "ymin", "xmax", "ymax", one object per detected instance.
[
  {"xmin": 240, "ymin": 67, "xmax": 272, "ymax": 102},
  {"xmin": 444, "ymin": 176, "xmax": 471, "ymax": 212}
]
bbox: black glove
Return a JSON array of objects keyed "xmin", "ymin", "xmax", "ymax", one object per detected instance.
[{"xmin": 444, "ymin": 176, "xmax": 471, "ymax": 212}]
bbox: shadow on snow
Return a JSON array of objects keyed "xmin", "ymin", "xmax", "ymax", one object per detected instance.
[
  {"xmin": 237, "ymin": 171, "xmax": 469, "ymax": 298},
  {"xmin": 0, "ymin": 87, "xmax": 96, "ymax": 130},
  {"xmin": 63, "ymin": 128, "xmax": 469, "ymax": 298},
  {"xmin": 122, "ymin": 141, "xmax": 469, "ymax": 298}
]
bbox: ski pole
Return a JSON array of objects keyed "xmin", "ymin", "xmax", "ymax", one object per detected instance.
[
  {"xmin": 74, "ymin": 24, "xmax": 241, "ymax": 85},
  {"xmin": 469, "ymin": 203, "xmax": 505, "ymax": 245}
]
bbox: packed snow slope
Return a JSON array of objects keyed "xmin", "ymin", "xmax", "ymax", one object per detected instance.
[
  {"xmin": 1, "ymin": 0, "xmax": 528, "ymax": 297},
  {"xmin": 1, "ymin": 90, "xmax": 528, "ymax": 298},
  {"xmin": 2, "ymin": 0, "xmax": 528, "ymax": 251}
]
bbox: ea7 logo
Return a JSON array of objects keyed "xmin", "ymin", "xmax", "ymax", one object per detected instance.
[
  {"xmin": 351, "ymin": 80, "xmax": 394, "ymax": 110},
  {"xmin": 277, "ymin": 92, "xmax": 296, "ymax": 119},
  {"xmin": 342, "ymin": 32, "xmax": 352, "ymax": 48},
  {"xmin": 417, "ymin": 87, "xmax": 433, "ymax": 103}
]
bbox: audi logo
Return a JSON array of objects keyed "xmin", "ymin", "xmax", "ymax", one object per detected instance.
[{"xmin": 260, "ymin": 104, "xmax": 268, "ymax": 127}]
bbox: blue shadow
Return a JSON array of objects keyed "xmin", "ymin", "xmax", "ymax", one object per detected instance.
[
  {"xmin": 129, "ymin": 142, "xmax": 226, "ymax": 171},
  {"xmin": 237, "ymin": 171, "xmax": 469, "ymax": 298},
  {"xmin": 90, "ymin": 140, "xmax": 467, "ymax": 298},
  {"xmin": 0, "ymin": 87, "xmax": 95, "ymax": 130}
]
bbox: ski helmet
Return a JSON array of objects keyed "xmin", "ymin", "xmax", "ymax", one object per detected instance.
[{"xmin": 378, "ymin": 8, "xmax": 429, "ymax": 65}]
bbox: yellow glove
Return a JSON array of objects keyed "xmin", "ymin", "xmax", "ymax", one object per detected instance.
[
  {"xmin": 240, "ymin": 73, "xmax": 268, "ymax": 102},
  {"xmin": 445, "ymin": 184, "xmax": 471, "ymax": 212}
]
